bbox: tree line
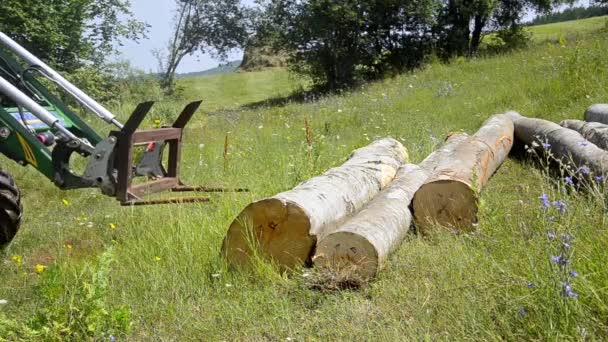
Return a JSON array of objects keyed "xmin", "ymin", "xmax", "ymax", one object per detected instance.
[{"xmin": 2, "ymin": 0, "xmax": 603, "ymax": 95}]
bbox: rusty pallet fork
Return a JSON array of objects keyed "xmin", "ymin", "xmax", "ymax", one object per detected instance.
[{"xmin": 112, "ymin": 101, "xmax": 247, "ymax": 205}]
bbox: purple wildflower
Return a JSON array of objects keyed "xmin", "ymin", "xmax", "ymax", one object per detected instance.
[
  {"xmin": 110, "ymin": 336, "xmax": 116, "ymax": 342},
  {"xmin": 561, "ymin": 233, "xmax": 573, "ymax": 241},
  {"xmin": 539, "ymin": 194, "xmax": 550, "ymax": 209},
  {"xmin": 542, "ymin": 142, "xmax": 552, "ymax": 149},
  {"xmin": 563, "ymin": 241, "xmax": 571, "ymax": 249},
  {"xmin": 596, "ymin": 175, "xmax": 604, "ymax": 183},
  {"xmin": 527, "ymin": 281, "xmax": 535, "ymax": 288},
  {"xmin": 552, "ymin": 200, "xmax": 567, "ymax": 214},
  {"xmin": 569, "ymin": 270, "xmax": 579, "ymax": 278},
  {"xmin": 518, "ymin": 307, "xmax": 527, "ymax": 316},
  {"xmin": 552, "ymin": 255, "xmax": 570, "ymax": 266},
  {"xmin": 562, "ymin": 282, "xmax": 579, "ymax": 298},
  {"xmin": 565, "ymin": 176, "xmax": 574, "ymax": 185},
  {"xmin": 580, "ymin": 165, "xmax": 590, "ymax": 175},
  {"xmin": 578, "ymin": 140, "xmax": 589, "ymax": 147},
  {"xmin": 548, "ymin": 216, "xmax": 556, "ymax": 221},
  {"xmin": 547, "ymin": 232, "xmax": 556, "ymax": 239}
]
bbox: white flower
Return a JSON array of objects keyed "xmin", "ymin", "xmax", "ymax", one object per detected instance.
[
  {"xmin": 337, "ymin": 109, "xmax": 343, "ymax": 113},
  {"xmin": 0, "ymin": 299, "xmax": 7, "ymax": 305},
  {"xmin": 198, "ymin": 144, "xmax": 205, "ymax": 149},
  {"xmin": 258, "ymin": 125, "xmax": 263, "ymax": 129}
]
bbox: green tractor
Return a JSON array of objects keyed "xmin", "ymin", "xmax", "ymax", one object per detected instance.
[{"xmin": 0, "ymin": 31, "xmax": 228, "ymax": 248}]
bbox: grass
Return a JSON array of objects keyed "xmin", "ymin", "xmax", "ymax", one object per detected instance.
[
  {"xmin": 527, "ymin": 15, "xmax": 608, "ymax": 42},
  {"xmin": 1, "ymin": 18, "xmax": 608, "ymax": 340}
]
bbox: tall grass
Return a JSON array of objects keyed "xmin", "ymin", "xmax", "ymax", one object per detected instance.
[{"xmin": 1, "ymin": 19, "xmax": 608, "ymax": 339}]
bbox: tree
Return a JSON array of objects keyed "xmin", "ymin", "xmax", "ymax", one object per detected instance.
[
  {"xmin": 158, "ymin": 0, "xmax": 251, "ymax": 93},
  {"xmin": 435, "ymin": 0, "xmax": 561, "ymax": 58},
  {"xmin": 260, "ymin": 0, "xmax": 436, "ymax": 89},
  {"xmin": 0, "ymin": 0, "xmax": 147, "ymax": 72}
]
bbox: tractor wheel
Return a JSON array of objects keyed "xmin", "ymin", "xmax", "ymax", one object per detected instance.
[{"xmin": 0, "ymin": 170, "xmax": 22, "ymax": 248}]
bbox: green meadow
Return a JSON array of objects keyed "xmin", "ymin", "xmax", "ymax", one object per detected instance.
[{"xmin": 1, "ymin": 17, "xmax": 608, "ymax": 340}]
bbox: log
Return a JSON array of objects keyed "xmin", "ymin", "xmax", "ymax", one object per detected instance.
[
  {"xmin": 560, "ymin": 119, "xmax": 608, "ymax": 150},
  {"xmin": 507, "ymin": 111, "xmax": 608, "ymax": 175},
  {"xmin": 412, "ymin": 115, "xmax": 514, "ymax": 232},
  {"xmin": 221, "ymin": 138, "xmax": 408, "ymax": 270},
  {"xmin": 584, "ymin": 104, "xmax": 608, "ymax": 124},
  {"xmin": 311, "ymin": 133, "xmax": 469, "ymax": 280}
]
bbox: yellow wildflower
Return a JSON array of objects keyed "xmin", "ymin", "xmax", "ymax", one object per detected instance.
[
  {"xmin": 64, "ymin": 243, "xmax": 73, "ymax": 249},
  {"xmin": 11, "ymin": 255, "xmax": 22, "ymax": 267},
  {"xmin": 109, "ymin": 223, "xmax": 117, "ymax": 230},
  {"xmin": 154, "ymin": 256, "xmax": 161, "ymax": 262},
  {"xmin": 35, "ymin": 264, "xmax": 46, "ymax": 274},
  {"xmin": 62, "ymin": 199, "xmax": 70, "ymax": 206}
]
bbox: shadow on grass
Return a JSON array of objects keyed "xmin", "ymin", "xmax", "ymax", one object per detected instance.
[{"xmin": 240, "ymin": 84, "xmax": 349, "ymax": 110}]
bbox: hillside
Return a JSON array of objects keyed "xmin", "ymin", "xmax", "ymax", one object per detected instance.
[
  {"xmin": 1, "ymin": 17, "xmax": 608, "ymax": 340},
  {"xmin": 175, "ymin": 60, "xmax": 242, "ymax": 79}
]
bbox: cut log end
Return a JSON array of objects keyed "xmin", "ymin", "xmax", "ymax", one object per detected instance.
[
  {"xmin": 313, "ymin": 231, "xmax": 379, "ymax": 280},
  {"xmin": 412, "ymin": 180, "xmax": 477, "ymax": 233},
  {"xmin": 221, "ymin": 198, "xmax": 314, "ymax": 269}
]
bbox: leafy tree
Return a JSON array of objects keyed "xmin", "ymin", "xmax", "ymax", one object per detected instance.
[
  {"xmin": 158, "ymin": 0, "xmax": 252, "ymax": 93},
  {"xmin": 260, "ymin": 0, "xmax": 436, "ymax": 89},
  {"xmin": 0, "ymin": 0, "xmax": 147, "ymax": 72},
  {"xmin": 436, "ymin": 0, "xmax": 563, "ymax": 58}
]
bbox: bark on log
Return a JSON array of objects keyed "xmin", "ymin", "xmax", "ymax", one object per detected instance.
[
  {"xmin": 312, "ymin": 133, "xmax": 470, "ymax": 280},
  {"xmin": 584, "ymin": 104, "xmax": 608, "ymax": 125},
  {"xmin": 412, "ymin": 115, "xmax": 514, "ymax": 232},
  {"xmin": 221, "ymin": 138, "xmax": 408, "ymax": 270},
  {"xmin": 312, "ymin": 164, "xmax": 426, "ymax": 280},
  {"xmin": 560, "ymin": 119, "xmax": 608, "ymax": 150},
  {"xmin": 507, "ymin": 111, "xmax": 608, "ymax": 175}
]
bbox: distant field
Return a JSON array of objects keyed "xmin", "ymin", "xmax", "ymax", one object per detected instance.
[
  {"xmin": 527, "ymin": 15, "xmax": 608, "ymax": 41},
  {"xmin": 1, "ymin": 16, "xmax": 608, "ymax": 340}
]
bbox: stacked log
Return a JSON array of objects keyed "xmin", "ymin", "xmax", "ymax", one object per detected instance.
[
  {"xmin": 584, "ymin": 104, "xmax": 608, "ymax": 124},
  {"xmin": 506, "ymin": 111, "xmax": 608, "ymax": 175},
  {"xmin": 560, "ymin": 120, "xmax": 608, "ymax": 150},
  {"xmin": 412, "ymin": 115, "xmax": 514, "ymax": 233},
  {"xmin": 221, "ymin": 138, "xmax": 408, "ymax": 270},
  {"xmin": 312, "ymin": 133, "xmax": 468, "ymax": 280}
]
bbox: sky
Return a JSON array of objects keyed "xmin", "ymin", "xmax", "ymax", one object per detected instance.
[{"xmin": 117, "ymin": 0, "xmax": 249, "ymax": 74}]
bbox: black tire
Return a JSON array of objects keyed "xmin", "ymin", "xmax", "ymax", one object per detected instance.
[{"xmin": 0, "ymin": 170, "xmax": 22, "ymax": 248}]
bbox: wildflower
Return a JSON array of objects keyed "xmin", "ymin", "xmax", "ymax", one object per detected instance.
[
  {"xmin": 547, "ymin": 232, "xmax": 556, "ymax": 239},
  {"xmin": 580, "ymin": 165, "xmax": 590, "ymax": 175},
  {"xmin": 539, "ymin": 194, "xmax": 550, "ymax": 209},
  {"xmin": 551, "ymin": 255, "xmax": 570, "ymax": 266},
  {"xmin": 110, "ymin": 335, "xmax": 116, "ymax": 342},
  {"xmin": 64, "ymin": 243, "xmax": 73, "ymax": 249},
  {"xmin": 0, "ymin": 299, "xmax": 7, "ymax": 305},
  {"xmin": 569, "ymin": 270, "xmax": 579, "ymax": 278},
  {"xmin": 578, "ymin": 140, "xmax": 589, "ymax": 147},
  {"xmin": 35, "ymin": 264, "xmax": 46, "ymax": 274},
  {"xmin": 11, "ymin": 255, "xmax": 22, "ymax": 267},
  {"xmin": 526, "ymin": 282, "xmax": 535, "ymax": 288},
  {"xmin": 109, "ymin": 223, "xmax": 117, "ymax": 230},
  {"xmin": 562, "ymin": 282, "xmax": 579, "ymax": 298},
  {"xmin": 548, "ymin": 216, "xmax": 556, "ymax": 221},
  {"xmin": 596, "ymin": 175, "xmax": 604, "ymax": 183},
  {"xmin": 154, "ymin": 256, "xmax": 161, "ymax": 262},
  {"xmin": 62, "ymin": 199, "xmax": 70, "ymax": 206},
  {"xmin": 517, "ymin": 307, "xmax": 526, "ymax": 317},
  {"xmin": 542, "ymin": 142, "xmax": 552, "ymax": 149},
  {"xmin": 561, "ymin": 233, "xmax": 573, "ymax": 241},
  {"xmin": 552, "ymin": 200, "xmax": 567, "ymax": 214},
  {"xmin": 153, "ymin": 119, "xmax": 161, "ymax": 128},
  {"xmin": 563, "ymin": 241, "xmax": 571, "ymax": 249},
  {"xmin": 564, "ymin": 176, "xmax": 574, "ymax": 185}
]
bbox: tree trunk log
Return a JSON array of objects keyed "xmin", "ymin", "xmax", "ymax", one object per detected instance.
[
  {"xmin": 507, "ymin": 111, "xmax": 608, "ymax": 175},
  {"xmin": 560, "ymin": 119, "xmax": 608, "ymax": 150},
  {"xmin": 584, "ymin": 104, "xmax": 608, "ymax": 125},
  {"xmin": 413, "ymin": 115, "xmax": 514, "ymax": 232},
  {"xmin": 221, "ymin": 138, "xmax": 408, "ymax": 270},
  {"xmin": 310, "ymin": 133, "xmax": 469, "ymax": 280}
]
